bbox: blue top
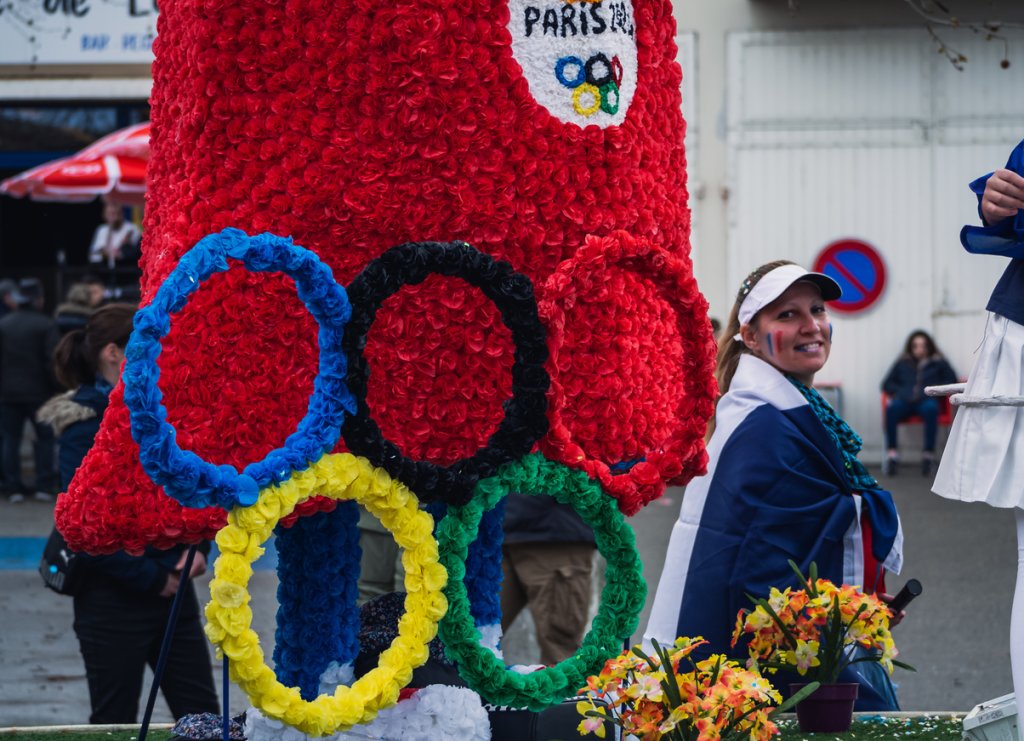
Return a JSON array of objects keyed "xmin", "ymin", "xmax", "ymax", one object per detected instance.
[{"xmin": 960, "ymin": 139, "xmax": 1024, "ymax": 325}]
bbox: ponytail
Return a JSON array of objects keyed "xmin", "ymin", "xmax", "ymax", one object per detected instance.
[
  {"xmin": 53, "ymin": 303, "xmax": 135, "ymax": 389},
  {"xmin": 53, "ymin": 329, "xmax": 93, "ymax": 390}
]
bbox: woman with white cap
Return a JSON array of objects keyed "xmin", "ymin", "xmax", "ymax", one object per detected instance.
[{"xmin": 645, "ymin": 260, "xmax": 904, "ymax": 710}]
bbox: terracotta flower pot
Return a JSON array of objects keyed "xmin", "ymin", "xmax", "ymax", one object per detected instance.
[{"xmin": 790, "ymin": 682, "xmax": 859, "ymax": 733}]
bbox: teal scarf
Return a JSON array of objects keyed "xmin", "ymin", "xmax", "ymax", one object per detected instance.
[{"xmin": 788, "ymin": 378, "xmax": 880, "ymax": 492}]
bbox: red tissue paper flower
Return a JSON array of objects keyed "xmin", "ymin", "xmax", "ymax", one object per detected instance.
[
  {"xmin": 540, "ymin": 230, "xmax": 717, "ymax": 516},
  {"xmin": 56, "ymin": 0, "xmax": 706, "ymax": 553}
]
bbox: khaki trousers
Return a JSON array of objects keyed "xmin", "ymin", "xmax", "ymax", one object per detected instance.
[{"xmin": 501, "ymin": 542, "xmax": 595, "ymax": 665}]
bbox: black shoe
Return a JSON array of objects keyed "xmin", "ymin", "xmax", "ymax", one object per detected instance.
[
  {"xmin": 922, "ymin": 458, "xmax": 934, "ymax": 477},
  {"xmin": 882, "ymin": 456, "xmax": 898, "ymax": 476}
]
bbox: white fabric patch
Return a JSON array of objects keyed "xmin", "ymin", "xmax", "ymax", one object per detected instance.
[
  {"xmin": 243, "ymin": 685, "xmax": 491, "ymax": 741},
  {"xmin": 508, "ymin": 0, "xmax": 638, "ymax": 127},
  {"xmin": 478, "ymin": 622, "xmax": 503, "ymax": 658},
  {"xmin": 317, "ymin": 661, "xmax": 356, "ymax": 696}
]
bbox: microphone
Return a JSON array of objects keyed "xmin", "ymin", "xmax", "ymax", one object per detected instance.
[{"xmin": 887, "ymin": 579, "xmax": 922, "ymax": 613}]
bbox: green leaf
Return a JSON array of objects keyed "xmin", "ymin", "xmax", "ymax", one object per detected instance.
[
  {"xmin": 631, "ymin": 644, "xmax": 655, "ymax": 664},
  {"xmin": 751, "ymin": 597, "xmax": 800, "ymax": 649},
  {"xmin": 654, "ymin": 640, "xmax": 685, "ymax": 709},
  {"xmin": 774, "ymin": 681, "xmax": 821, "ymax": 714}
]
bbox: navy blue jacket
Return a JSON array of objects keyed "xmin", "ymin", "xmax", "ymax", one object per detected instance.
[
  {"xmin": 43, "ymin": 383, "xmax": 206, "ymax": 594},
  {"xmin": 960, "ymin": 139, "xmax": 1024, "ymax": 325},
  {"xmin": 881, "ymin": 357, "xmax": 957, "ymax": 403}
]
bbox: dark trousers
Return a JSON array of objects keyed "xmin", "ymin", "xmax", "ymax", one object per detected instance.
[
  {"xmin": 884, "ymin": 398, "xmax": 939, "ymax": 453},
  {"xmin": 0, "ymin": 401, "xmax": 55, "ymax": 494},
  {"xmin": 73, "ymin": 582, "xmax": 219, "ymax": 724}
]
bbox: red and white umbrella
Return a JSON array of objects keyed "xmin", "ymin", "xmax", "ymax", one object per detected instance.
[{"xmin": 0, "ymin": 122, "xmax": 150, "ymax": 204}]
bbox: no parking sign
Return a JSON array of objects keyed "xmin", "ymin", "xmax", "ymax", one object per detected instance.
[{"xmin": 812, "ymin": 239, "xmax": 886, "ymax": 314}]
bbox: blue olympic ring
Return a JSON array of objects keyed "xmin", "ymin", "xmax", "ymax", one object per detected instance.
[
  {"xmin": 122, "ymin": 228, "xmax": 355, "ymax": 510},
  {"xmin": 554, "ymin": 55, "xmax": 587, "ymax": 88}
]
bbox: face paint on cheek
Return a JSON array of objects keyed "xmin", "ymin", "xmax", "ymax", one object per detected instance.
[
  {"xmin": 765, "ymin": 333, "xmax": 773, "ymax": 356},
  {"xmin": 829, "ymin": 323, "xmax": 834, "ymax": 342},
  {"xmin": 775, "ymin": 331, "xmax": 783, "ymax": 355}
]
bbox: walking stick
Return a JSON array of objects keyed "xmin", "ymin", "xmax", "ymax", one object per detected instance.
[{"xmin": 139, "ymin": 544, "xmax": 199, "ymax": 741}]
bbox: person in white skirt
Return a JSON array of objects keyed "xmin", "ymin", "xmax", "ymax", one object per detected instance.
[{"xmin": 932, "ymin": 137, "xmax": 1024, "ymax": 704}]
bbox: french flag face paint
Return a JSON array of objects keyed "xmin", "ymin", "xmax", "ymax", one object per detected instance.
[
  {"xmin": 774, "ymin": 331, "xmax": 783, "ymax": 356},
  {"xmin": 829, "ymin": 323, "xmax": 834, "ymax": 342}
]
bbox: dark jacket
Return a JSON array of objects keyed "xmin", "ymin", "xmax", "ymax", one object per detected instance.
[
  {"xmin": 503, "ymin": 493, "xmax": 596, "ymax": 545},
  {"xmin": 881, "ymin": 356, "xmax": 957, "ymax": 403},
  {"xmin": 0, "ymin": 308, "xmax": 60, "ymax": 403},
  {"xmin": 54, "ymin": 304, "xmax": 93, "ymax": 335},
  {"xmin": 37, "ymin": 383, "xmax": 207, "ymax": 595}
]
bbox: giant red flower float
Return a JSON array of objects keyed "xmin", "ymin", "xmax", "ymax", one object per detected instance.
[{"xmin": 56, "ymin": 0, "xmax": 716, "ymax": 553}]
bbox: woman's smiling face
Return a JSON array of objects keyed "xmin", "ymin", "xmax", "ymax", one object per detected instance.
[{"xmin": 741, "ymin": 281, "xmax": 831, "ymax": 385}]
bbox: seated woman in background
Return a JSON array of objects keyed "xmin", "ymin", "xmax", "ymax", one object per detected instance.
[
  {"xmin": 881, "ymin": 330, "xmax": 957, "ymax": 477},
  {"xmin": 644, "ymin": 260, "xmax": 904, "ymax": 711}
]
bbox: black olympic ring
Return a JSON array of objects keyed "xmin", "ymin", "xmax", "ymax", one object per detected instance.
[
  {"xmin": 342, "ymin": 241, "xmax": 550, "ymax": 505},
  {"xmin": 585, "ymin": 53, "xmax": 614, "ymax": 87}
]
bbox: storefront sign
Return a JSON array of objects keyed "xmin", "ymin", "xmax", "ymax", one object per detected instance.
[{"xmin": 0, "ymin": 0, "xmax": 158, "ymax": 65}]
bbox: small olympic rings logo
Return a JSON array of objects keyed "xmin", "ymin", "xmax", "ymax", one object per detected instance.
[{"xmin": 554, "ymin": 52, "xmax": 623, "ymax": 117}]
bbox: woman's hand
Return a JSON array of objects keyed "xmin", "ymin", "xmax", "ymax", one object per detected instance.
[
  {"xmin": 876, "ymin": 592, "xmax": 906, "ymax": 628},
  {"xmin": 981, "ymin": 168, "xmax": 1024, "ymax": 224},
  {"xmin": 160, "ymin": 550, "xmax": 209, "ymax": 597},
  {"xmin": 159, "ymin": 571, "xmax": 181, "ymax": 598},
  {"xmin": 174, "ymin": 549, "xmax": 208, "ymax": 579}
]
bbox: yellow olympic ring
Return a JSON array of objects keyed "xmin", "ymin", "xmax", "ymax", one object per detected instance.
[
  {"xmin": 572, "ymin": 83, "xmax": 602, "ymax": 117},
  {"xmin": 203, "ymin": 453, "xmax": 448, "ymax": 736}
]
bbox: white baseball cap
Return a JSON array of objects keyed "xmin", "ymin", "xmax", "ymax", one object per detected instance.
[{"xmin": 735, "ymin": 264, "xmax": 842, "ymax": 330}]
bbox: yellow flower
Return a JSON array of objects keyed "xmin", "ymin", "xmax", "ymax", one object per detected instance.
[
  {"xmin": 215, "ymin": 525, "xmax": 253, "ymax": 554},
  {"xmin": 209, "ymin": 580, "xmax": 248, "ymax": 609},
  {"xmin": 781, "ymin": 639, "xmax": 821, "ymax": 674},
  {"xmin": 213, "ymin": 552, "xmax": 253, "ymax": 584},
  {"xmin": 767, "ymin": 587, "xmax": 791, "ymax": 613},
  {"xmin": 576, "ymin": 701, "xmax": 607, "ymax": 738}
]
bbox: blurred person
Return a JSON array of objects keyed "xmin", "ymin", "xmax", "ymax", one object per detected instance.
[
  {"xmin": 81, "ymin": 274, "xmax": 107, "ymax": 309},
  {"xmin": 0, "ymin": 279, "xmax": 16, "ymax": 318},
  {"xmin": 0, "ymin": 279, "xmax": 14, "ymax": 493},
  {"xmin": 0, "ymin": 278, "xmax": 60, "ymax": 502},
  {"xmin": 881, "ymin": 330, "xmax": 957, "ymax": 477},
  {"xmin": 501, "ymin": 493, "xmax": 595, "ymax": 665},
  {"xmin": 37, "ymin": 304, "xmax": 219, "ymax": 723},
  {"xmin": 55, "ymin": 283, "xmax": 100, "ymax": 335},
  {"xmin": 88, "ymin": 200, "xmax": 141, "ymax": 268},
  {"xmin": 709, "ymin": 316, "xmax": 722, "ymax": 341}
]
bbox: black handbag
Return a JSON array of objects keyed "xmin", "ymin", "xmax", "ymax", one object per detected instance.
[{"xmin": 39, "ymin": 526, "xmax": 81, "ymax": 596}]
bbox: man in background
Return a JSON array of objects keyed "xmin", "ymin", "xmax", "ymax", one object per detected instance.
[
  {"xmin": 0, "ymin": 279, "xmax": 60, "ymax": 502},
  {"xmin": 88, "ymin": 200, "xmax": 141, "ymax": 269}
]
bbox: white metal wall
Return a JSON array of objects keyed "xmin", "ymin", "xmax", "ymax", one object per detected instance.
[
  {"xmin": 726, "ymin": 29, "xmax": 1024, "ymax": 458},
  {"xmin": 676, "ymin": 31, "xmax": 699, "ymax": 265}
]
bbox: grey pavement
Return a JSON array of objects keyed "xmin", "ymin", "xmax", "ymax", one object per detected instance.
[{"xmin": 0, "ymin": 464, "xmax": 1016, "ymax": 727}]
